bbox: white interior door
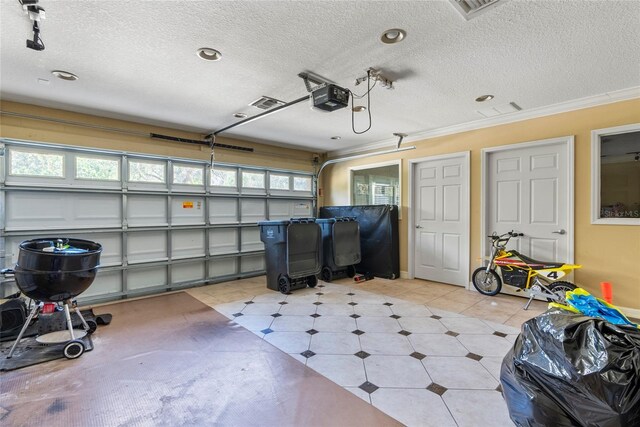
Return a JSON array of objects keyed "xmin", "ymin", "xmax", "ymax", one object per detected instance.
[
  {"xmin": 413, "ymin": 153, "xmax": 469, "ymax": 286},
  {"xmin": 486, "ymin": 138, "xmax": 573, "ymax": 284}
]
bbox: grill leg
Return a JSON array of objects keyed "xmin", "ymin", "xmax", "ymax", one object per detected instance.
[
  {"xmin": 63, "ymin": 301, "xmax": 76, "ymax": 340},
  {"xmin": 72, "ymin": 304, "xmax": 90, "ymax": 331},
  {"xmin": 7, "ymin": 303, "xmax": 40, "ymax": 359}
]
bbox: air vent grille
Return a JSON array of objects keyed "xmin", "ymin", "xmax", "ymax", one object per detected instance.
[
  {"xmin": 249, "ymin": 96, "xmax": 286, "ymax": 110},
  {"xmin": 450, "ymin": 0, "xmax": 505, "ymax": 20}
]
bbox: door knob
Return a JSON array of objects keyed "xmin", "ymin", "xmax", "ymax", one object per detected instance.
[
  {"xmin": 416, "ymin": 225, "xmax": 423, "ymax": 229},
  {"xmin": 552, "ymin": 229, "xmax": 566, "ymax": 235}
]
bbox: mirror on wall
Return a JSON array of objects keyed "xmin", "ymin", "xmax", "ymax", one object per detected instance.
[{"xmin": 351, "ymin": 163, "xmax": 400, "ymax": 206}]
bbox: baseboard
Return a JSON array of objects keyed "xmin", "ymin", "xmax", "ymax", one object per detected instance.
[
  {"xmin": 400, "ymin": 271, "xmax": 410, "ymax": 279},
  {"xmin": 619, "ymin": 306, "xmax": 640, "ymax": 319}
]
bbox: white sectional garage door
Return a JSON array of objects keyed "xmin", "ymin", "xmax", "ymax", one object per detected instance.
[{"xmin": 0, "ymin": 139, "xmax": 315, "ymax": 303}]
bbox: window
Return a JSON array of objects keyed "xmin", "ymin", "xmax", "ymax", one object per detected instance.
[
  {"xmin": 76, "ymin": 156, "xmax": 119, "ymax": 180},
  {"xmin": 9, "ymin": 149, "xmax": 64, "ymax": 178},
  {"xmin": 350, "ymin": 162, "xmax": 400, "ymax": 206},
  {"xmin": 269, "ymin": 174, "xmax": 290, "ymax": 190},
  {"xmin": 211, "ymin": 168, "xmax": 237, "ymax": 187},
  {"xmin": 241, "ymin": 171, "xmax": 265, "ymax": 189},
  {"xmin": 128, "ymin": 160, "xmax": 165, "ymax": 183},
  {"xmin": 293, "ymin": 176, "xmax": 312, "ymax": 192},
  {"xmin": 592, "ymin": 124, "xmax": 640, "ymax": 224},
  {"xmin": 173, "ymin": 165, "xmax": 203, "ymax": 185}
]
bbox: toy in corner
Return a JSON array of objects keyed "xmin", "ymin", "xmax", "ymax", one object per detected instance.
[{"xmin": 354, "ymin": 273, "xmax": 374, "ymax": 283}]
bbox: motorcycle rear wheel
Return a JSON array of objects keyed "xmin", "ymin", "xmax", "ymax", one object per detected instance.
[
  {"xmin": 547, "ymin": 281, "xmax": 576, "ymax": 303},
  {"xmin": 472, "ymin": 268, "xmax": 502, "ymax": 296}
]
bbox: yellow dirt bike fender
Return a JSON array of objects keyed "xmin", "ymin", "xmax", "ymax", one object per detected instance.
[{"xmin": 537, "ymin": 264, "xmax": 581, "ymax": 281}]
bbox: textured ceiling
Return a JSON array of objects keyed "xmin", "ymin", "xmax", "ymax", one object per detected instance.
[{"xmin": 1, "ymin": 1, "xmax": 639, "ymax": 153}]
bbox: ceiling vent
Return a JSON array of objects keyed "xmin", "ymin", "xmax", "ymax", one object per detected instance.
[
  {"xmin": 449, "ymin": 0, "xmax": 505, "ymax": 20},
  {"xmin": 249, "ymin": 96, "xmax": 286, "ymax": 110}
]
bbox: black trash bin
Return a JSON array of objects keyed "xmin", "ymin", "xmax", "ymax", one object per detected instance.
[
  {"xmin": 258, "ymin": 218, "xmax": 321, "ymax": 294},
  {"xmin": 317, "ymin": 218, "xmax": 361, "ymax": 282}
]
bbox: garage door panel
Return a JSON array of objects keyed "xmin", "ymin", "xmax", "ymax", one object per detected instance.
[
  {"xmin": 209, "ymin": 258, "xmax": 238, "ymax": 277},
  {"xmin": 210, "ymin": 198, "xmax": 238, "ymax": 224},
  {"xmin": 81, "ymin": 270, "xmax": 122, "ymax": 298},
  {"xmin": 172, "ymin": 229, "xmax": 205, "ymax": 259},
  {"xmin": 171, "ymin": 197, "xmax": 205, "ymax": 225},
  {"xmin": 241, "ymin": 227, "xmax": 263, "ymax": 252},
  {"xmin": 241, "ymin": 199, "xmax": 266, "ymax": 223},
  {"xmin": 172, "ymin": 261, "xmax": 205, "ymax": 283},
  {"xmin": 127, "ymin": 195, "xmax": 167, "ymax": 226},
  {"xmin": 241, "ymin": 254, "xmax": 265, "ymax": 273},
  {"xmin": 127, "ymin": 266, "xmax": 168, "ymax": 290},
  {"xmin": 209, "ymin": 228, "xmax": 239, "ymax": 254},
  {"xmin": 128, "ymin": 231, "xmax": 167, "ymax": 263}
]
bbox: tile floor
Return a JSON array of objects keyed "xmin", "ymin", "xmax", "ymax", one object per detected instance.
[{"xmin": 187, "ymin": 276, "xmax": 548, "ymax": 426}]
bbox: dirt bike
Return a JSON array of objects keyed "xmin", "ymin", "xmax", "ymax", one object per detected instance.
[{"xmin": 472, "ymin": 231, "xmax": 581, "ymax": 310}]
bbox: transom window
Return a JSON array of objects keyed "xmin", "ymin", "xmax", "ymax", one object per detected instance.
[
  {"xmin": 269, "ymin": 174, "xmax": 290, "ymax": 190},
  {"xmin": 76, "ymin": 156, "xmax": 120, "ymax": 181},
  {"xmin": 173, "ymin": 165, "xmax": 203, "ymax": 185},
  {"xmin": 241, "ymin": 171, "xmax": 265, "ymax": 189},
  {"xmin": 9, "ymin": 149, "xmax": 64, "ymax": 178},
  {"xmin": 211, "ymin": 168, "xmax": 237, "ymax": 187},
  {"xmin": 129, "ymin": 160, "xmax": 166, "ymax": 183}
]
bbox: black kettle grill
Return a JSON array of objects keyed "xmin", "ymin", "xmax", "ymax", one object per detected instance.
[{"xmin": 2, "ymin": 238, "xmax": 102, "ymax": 360}]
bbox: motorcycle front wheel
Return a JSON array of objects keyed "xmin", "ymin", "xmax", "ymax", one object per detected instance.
[
  {"xmin": 547, "ymin": 281, "xmax": 576, "ymax": 303},
  {"xmin": 472, "ymin": 267, "xmax": 502, "ymax": 296}
]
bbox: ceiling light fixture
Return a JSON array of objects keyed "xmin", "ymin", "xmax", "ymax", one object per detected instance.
[
  {"xmin": 330, "ymin": 136, "xmax": 341, "ymax": 140},
  {"xmin": 51, "ymin": 70, "xmax": 78, "ymax": 81},
  {"xmin": 475, "ymin": 94, "xmax": 494, "ymax": 102},
  {"xmin": 380, "ymin": 28, "xmax": 406, "ymax": 44},
  {"xmin": 197, "ymin": 47, "xmax": 222, "ymax": 61},
  {"xmin": 233, "ymin": 112, "xmax": 247, "ymax": 119},
  {"xmin": 352, "ymin": 106, "xmax": 367, "ymax": 112}
]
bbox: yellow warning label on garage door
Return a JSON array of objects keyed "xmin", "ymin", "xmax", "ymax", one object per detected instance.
[{"xmin": 183, "ymin": 201, "xmax": 194, "ymax": 209}]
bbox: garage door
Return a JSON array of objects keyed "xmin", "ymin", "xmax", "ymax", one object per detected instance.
[{"xmin": 0, "ymin": 139, "xmax": 315, "ymax": 303}]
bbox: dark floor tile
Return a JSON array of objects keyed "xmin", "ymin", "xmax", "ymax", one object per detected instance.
[
  {"xmin": 427, "ymin": 383, "xmax": 447, "ymax": 396},
  {"xmin": 316, "ymin": 292, "xmax": 324, "ymax": 296},
  {"xmin": 389, "ymin": 314, "xmax": 401, "ymax": 319},
  {"xmin": 493, "ymin": 331, "xmax": 508, "ymax": 338},
  {"xmin": 261, "ymin": 328, "xmax": 273, "ymax": 335},
  {"xmin": 445, "ymin": 330, "xmax": 459, "ymax": 337},
  {"xmin": 306, "ymin": 329, "xmax": 319, "ymax": 335},
  {"xmin": 300, "ymin": 350, "xmax": 316, "ymax": 359},
  {"xmin": 398, "ymin": 330, "xmax": 411, "ymax": 336},
  {"xmin": 348, "ymin": 302, "xmax": 358, "ymax": 306},
  {"xmin": 318, "ymin": 285, "xmax": 325, "ymax": 288},
  {"xmin": 310, "ymin": 313, "xmax": 321, "ymax": 318},
  {"xmin": 410, "ymin": 351, "xmax": 426, "ymax": 360},
  {"xmin": 383, "ymin": 302, "xmax": 393, "ymax": 306},
  {"xmin": 352, "ymin": 329, "xmax": 365, "ymax": 336},
  {"xmin": 358, "ymin": 381, "xmax": 379, "ymax": 394},
  {"xmin": 278, "ymin": 301, "xmax": 288, "ymax": 305},
  {"xmin": 347, "ymin": 292, "xmax": 355, "ymax": 296},
  {"xmin": 354, "ymin": 351, "xmax": 371, "ymax": 359},
  {"xmin": 244, "ymin": 301, "xmax": 254, "ymax": 305},
  {"xmin": 466, "ymin": 352, "xmax": 483, "ymax": 361},
  {"xmin": 350, "ymin": 314, "xmax": 361, "ymax": 319},
  {"xmin": 271, "ymin": 313, "xmax": 282, "ymax": 318},
  {"xmin": 232, "ymin": 313, "xmax": 243, "ymax": 317},
  {"xmin": 313, "ymin": 302, "xmax": 323, "ymax": 306},
  {"xmin": 431, "ymin": 315, "xmax": 442, "ymax": 320},
  {"xmin": 496, "ymin": 384, "xmax": 503, "ymax": 393}
]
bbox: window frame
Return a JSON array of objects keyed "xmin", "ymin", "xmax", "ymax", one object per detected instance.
[
  {"xmin": 128, "ymin": 159, "xmax": 167, "ymax": 184},
  {"xmin": 292, "ymin": 175, "xmax": 312, "ymax": 193},
  {"xmin": 591, "ymin": 123, "xmax": 640, "ymax": 225},
  {"xmin": 210, "ymin": 167, "xmax": 238, "ymax": 189},
  {"xmin": 348, "ymin": 160, "xmax": 402, "ymax": 214},
  {"xmin": 269, "ymin": 173, "xmax": 291, "ymax": 191},
  {"xmin": 241, "ymin": 170, "xmax": 265, "ymax": 189},
  {"xmin": 8, "ymin": 147, "xmax": 66, "ymax": 179},
  {"xmin": 75, "ymin": 154, "xmax": 121, "ymax": 182},
  {"xmin": 172, "ymin": 163, "xmax": 204, "ymax": 186}
]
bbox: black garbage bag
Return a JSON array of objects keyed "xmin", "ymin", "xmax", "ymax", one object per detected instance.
[{"xmin": 500, "ymin": 309, "xmax": 640, "ymax": 427}]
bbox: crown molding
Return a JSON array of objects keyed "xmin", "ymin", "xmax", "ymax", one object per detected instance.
[{"xmin": 327, "ymin": 86, "xmax": 640, "ymax": 158}]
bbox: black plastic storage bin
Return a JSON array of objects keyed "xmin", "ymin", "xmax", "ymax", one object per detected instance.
[
  {"xmin": 317, "ymin": 218, "xmax": 361, "ymax": 282},
  {"xmin": 258, "ymin": 218, "xmax": 321, "ymax": 294}
]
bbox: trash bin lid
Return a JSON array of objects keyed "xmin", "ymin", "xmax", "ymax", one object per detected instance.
[
  {"xmin": 258, "ymin": 220, "xmax": 290, "ymax": 226},
  {"xmin": 315, "ymin": 218, "xmax": 336, "ymax": 224}
]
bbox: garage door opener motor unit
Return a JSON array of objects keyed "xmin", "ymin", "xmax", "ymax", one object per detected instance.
[{"xmin": 311, "ymin": 84, "xmax": 350, "ymax": 112}]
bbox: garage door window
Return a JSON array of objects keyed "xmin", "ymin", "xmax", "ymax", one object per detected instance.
[
  {"xmin": 9, "ymin": 149, "xmax": 64, "ymax": 178},
  {"xmin": 270, "ymin": 174, "xmax": 290, "ymax": 190},
  {"xmin": 129, "ymin": 160, "xmax": 166, "ymax": 183},
  {"xmin": 76, "ymin": 156, "xmax": 119, "ymax": 181},
  {"xmin": 242, "ymin": 171, "xmax": 265, "ymax": 189},
  {"xmin": 173, "ymin": 164, "xmax": 203, "ymax": 185},
  {"xmin": 211, "ymin": 168, "xmax": 237, "ymax": 187},
  {"xmin": 293, "ymin": 176, "xmax": 312, "ymax": 192}
]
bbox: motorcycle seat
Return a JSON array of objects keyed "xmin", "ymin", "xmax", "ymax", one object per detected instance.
[{"xmin": 512, "ymin": 251, "xmax": 565, "ymax": 270}]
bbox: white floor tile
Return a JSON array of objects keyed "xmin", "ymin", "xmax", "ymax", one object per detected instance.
[
  {"xmin": 479, "ymin": 356, "xmax": 504, "ymax": 382},
  {"xmin": 408, "ymin": 333, "xmax": 469, "ymax": 357},
  {"xmin": 241, "ymin": 303, "xmax": 282, "ymax": 316},
  {"xmin": 352, "ymin": 293, "xmax": 388, "ymax": 304},
  {"xmin": 457, "ymin": 334, "xmax": 514, "ymax": 357},
  {"xmin": 319, "ymin": 293, "xmax": 353, "ymax": 304},
  {"xmin": 232, "ymin": 315, "xmax": 274, "ymax": 331},
  {"xmin": 423, "ymin": 357, "xmax": 499, "ymax": 389},
  {"xmin": 313, "ymin": 315, "xmax": 358, "ymax": 333},
  {"xmin": 443, "ymin": 389, "xmax": 513, "ymax": 427},
  {"xmin": 288, "ymin": 352, "xmax": 308, "ymax": 364},
  {"xmin": 250, "ymin": 293, "xmax": 287, "ymax": 303},
  {"xmin": 278, "ymin": 302, "xmax": 317, "ymax": 316},
  {"xmin": 390, "ymin": 303, "xmax": 433, "ymax": 317},
  {"xmin": 439, "ymin": 317, "xmax": 496, "ymax": 335},
  {"xmin": 353, "ymin": 304, "xmax": 394, "ymax": 317},
  {"xmin": 505, "ymin": 334, "xmax": 519, "ymax": 343},
  {"xmin": 371, "ymin": 388, "xmax": 457, "ymax": 427},
  {"xmin": 359, "ymin": 333, "xmax": 414, "ymax": 355},
  {"xmin": 428, "ymin": 307, "xmax": 468, "ymax": 318},
  {"xmin": 355, "ymin": 317, "xmax": 402, "ymax": 333},
  {"xmin": 398, "ymin": 317, "xmax": 448, "ymax": 334},
  {"xmin": 309, "ymin": 332, "xmax": 361, "ymax": 355},
  {"xmin": 364, "ymin": 355, "xmax": 431, "ymax": 388},
  {"xmin": 263, "ymin": 331, "xmax": 311, "ymax": 354},
  {"xmin": 270, "ymin": 315, "xmax": 315, "ymax": 332},
  {"xmin": 213, "ymin": 301, "xmax": 247, "ymax": 317},
  {"xmin": 306, "ymin": 355, "xmax": 367, "ymax": 387},
  {"xmin": 481, "ymin": 319, "xmax": 521, "ymax": 335},
  {"xmin": 316, "ymin": 303, "xmax": 355, "ymax": 316}
]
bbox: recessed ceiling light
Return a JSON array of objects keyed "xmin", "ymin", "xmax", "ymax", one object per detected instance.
[
  {"xmin": 381, "ymin": 28, "xmax": 406, "ymax": 44},
  {"xmin": 352, "ymin": 106, "xmax": 367, "ymax": 112},
  {"xmin": 233, "ymin": 112, "xmax": 247, "ymax": 119},
  {"xmin": 475, "ymin": 94, "xmax": 494, "ymax": 102},
  {"xmin": 51, "ymin": 70, "xmax": 78, "ymax": 81},
  {"xmin": 197, "ymin": 47, "xmax": 222, "ymax": 61},
  {"xmin": 330, "ymin": 136, "xmax": 341, "ymax": 140}
]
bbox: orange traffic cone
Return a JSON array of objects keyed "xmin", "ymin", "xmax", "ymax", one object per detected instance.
[{"xmin": 600, "ymin": 282, "xmax": 613, "ymax": 304}]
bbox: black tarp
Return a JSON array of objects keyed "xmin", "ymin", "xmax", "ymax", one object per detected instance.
[
  {"xmin": 500, "ymin": 309, "xmax": 640, "ymax": 427},
  {"xmin": 319, "ymin": 205, "xmax": 399, "ymax": 279}
]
